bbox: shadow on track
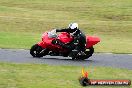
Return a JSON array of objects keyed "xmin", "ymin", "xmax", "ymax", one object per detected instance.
[{"xmin": 30, "ymin": 56, "xmax": 98, "ymax": 66}]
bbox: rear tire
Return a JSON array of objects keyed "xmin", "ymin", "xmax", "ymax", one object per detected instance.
[
  {"xmin": 30, "ymin": 44, "xmax": 44, "ymax": 57},
  {"xmin": 68, "ymin": 50, "xmax": 78, "ymax": 60},
  {"xmin": 82, "ymin": 47, "xmax": 94, "ymax": 60},
  {"xmin": 69, "ymin": 47, "xmax": 94, "ymax": 60}
]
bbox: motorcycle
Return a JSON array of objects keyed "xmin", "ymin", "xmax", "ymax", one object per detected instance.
[{"xmin": 30, "ymin": 29, "xmax": 100, "ymax": 60}]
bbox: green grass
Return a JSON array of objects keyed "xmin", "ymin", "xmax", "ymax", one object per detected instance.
[
  {"xmin": 0, "ymin": 62, "xmax": 131, "ymax": 88},
  {"xmin": 0, "ymin": 32, "xmax": 40, "ymax": 49},
  {"xmin": 0, "ymin": 0, "xmax": 132, "ymax": 53}
]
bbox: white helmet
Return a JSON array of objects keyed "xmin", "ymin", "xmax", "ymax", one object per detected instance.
[{"xmin": 68, "ymin": 23, "xmax": 78, "ymax": 29}]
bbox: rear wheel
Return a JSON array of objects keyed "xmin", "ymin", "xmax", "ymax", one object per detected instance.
[
  {"xmin": 69, "ymin": 47, "xmax": 94, "ymax": 60},
  {"xmin": 30, "ymin": 44, "xmax": 47, "ymax": 57},
  {"xmin": 82, "ymin": 47, "xmax": 94, "ymax": 60},
  {"xmin": 68, "ymin": 50, "xmax": 78, "ymax": 60}
]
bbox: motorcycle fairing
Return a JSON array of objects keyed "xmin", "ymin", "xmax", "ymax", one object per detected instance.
[{"xmin": 86, "ymin": 36, "xmax": 100, "ymax": 48}]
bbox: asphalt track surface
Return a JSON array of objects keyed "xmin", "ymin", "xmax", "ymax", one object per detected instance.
[{"xmin": 0, "ymin": 49, "xmax": 132, "ymax": 69}]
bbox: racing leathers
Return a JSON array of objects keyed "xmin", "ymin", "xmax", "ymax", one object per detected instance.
[{"xmin": 53, "ymin": 28, "xmax": 86, "ymax": 53}]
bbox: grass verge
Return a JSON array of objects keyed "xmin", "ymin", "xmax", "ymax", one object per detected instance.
[{"xmin": 0, "ymin": 62, "xmax": 132, "ymax": 88}]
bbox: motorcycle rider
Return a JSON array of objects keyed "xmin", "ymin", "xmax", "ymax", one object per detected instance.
[{"xmin": 52, "ymin": 23, "xmax": 86, "ymax": 58}]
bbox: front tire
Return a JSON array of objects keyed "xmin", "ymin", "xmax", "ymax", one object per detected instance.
[{"xmin": 30, "ymin": 44, "xmax": 44, "ymax": 57}]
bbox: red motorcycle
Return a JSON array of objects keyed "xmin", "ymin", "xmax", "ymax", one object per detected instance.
[{"xmin": 30, "ymin": 30, "xmax": 100, "ymax": 60}]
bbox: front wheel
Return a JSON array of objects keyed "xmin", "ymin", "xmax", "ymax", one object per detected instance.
[{"xmin": 30, "ymin": 44, "xmax": 44, "ymax": 57}]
